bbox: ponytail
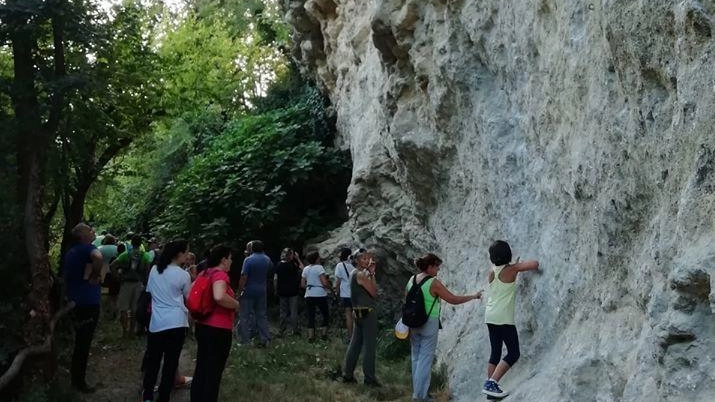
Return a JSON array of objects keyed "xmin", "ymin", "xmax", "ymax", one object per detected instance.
[{"xmin": 157, "ymin": 240, "xmax": 188, "ymax": 273}]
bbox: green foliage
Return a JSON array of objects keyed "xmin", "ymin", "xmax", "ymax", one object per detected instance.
[
  {"xmin": 377, "ymin": 328, "xmax": 411, "ymax": 361},
  {"xmin": 157, "ymin": 2, "xmax": 289, "ymax": 119},
  {"xmin": 85, "ymin": 2, "xmax": 350, "ymax": 252},
  {"xmin": 156, "ymin": 86, "xmax": 350, "ymax": 249}
]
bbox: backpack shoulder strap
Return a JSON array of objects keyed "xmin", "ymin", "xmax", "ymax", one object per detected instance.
[
  {"xmin": 423, "ymin": 276, "xmax": 438, "ymax": 317},
  {"xmin": 341, "ymin": 262, "xmax": 350, "ymax": 278},
  {"xmin": 417, "ymin": 275, "xmax": 433, "ymax": 287}
]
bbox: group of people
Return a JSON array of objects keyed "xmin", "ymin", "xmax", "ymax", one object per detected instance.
[
  {"xmin": 402, "ymin": 241, "xmax": 539, "ymax": 402},
  {"xmin": 63, "ymin": 221, "xmax": 539, "ymax": 402},
  {"xmin": 62, "ymin": 223, "xmax": 239, "ymax": 402}
]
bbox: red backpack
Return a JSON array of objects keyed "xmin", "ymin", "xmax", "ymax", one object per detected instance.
[{"xmin": 186, "ymin": 268, "xmax": 216, "ymax": 320}]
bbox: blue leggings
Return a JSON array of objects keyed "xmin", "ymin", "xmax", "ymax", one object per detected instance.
[{"xmin": 487, "ymin": 324, "xmax": 520, "ymax": 366}]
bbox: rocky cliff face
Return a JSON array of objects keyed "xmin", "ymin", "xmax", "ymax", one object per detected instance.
[{"xmin": 285, "ymin": 1, "xmax": 715, "ymax": 400}]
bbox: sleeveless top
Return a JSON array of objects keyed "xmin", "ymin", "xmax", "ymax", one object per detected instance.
[
  {"xmin": 350, "ymin": 271, "xmax": 376, "ymax": 308},
  {"xmin": 405, "ymin": 275, "xmax": 441, "ymax": 318},
  {"xmin": 484, "ymin": 265, "xmax": 516, "ymax": 325}
]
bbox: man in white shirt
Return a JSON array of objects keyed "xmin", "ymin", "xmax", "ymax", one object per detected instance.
[{"xmin": 333, "ymin": 248, "xmax": 355, "ymax": 343}]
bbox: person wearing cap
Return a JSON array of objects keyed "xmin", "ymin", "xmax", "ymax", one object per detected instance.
[{"xmin": 408, "ymin": 253, "xmax": 482, "ymax": 402}]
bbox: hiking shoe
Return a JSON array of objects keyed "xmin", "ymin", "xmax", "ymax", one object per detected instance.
[
  {"xmin": 482, "ymin": 380, "xmax": 508, "ymax": 398},
  {"xmin": 341, "ymin": 375, "xmax": 357, "ymax": 383}
]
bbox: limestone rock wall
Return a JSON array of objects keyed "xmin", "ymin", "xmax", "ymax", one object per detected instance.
[{"xmin": 286, "ymin": 1, "xmax": 715, "ymax": 400}]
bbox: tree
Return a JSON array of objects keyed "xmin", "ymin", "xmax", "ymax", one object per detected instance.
[
  {"xmin": 55, "ymin": 2, "xmax": 162, "ymax": 257},
  {"xmin": 156, "ymin": 84, "xmax": 350, "ymax": 252},
  {"xmin": 0, "ymin": 0, "xmax": 163, "ymax": 390}
]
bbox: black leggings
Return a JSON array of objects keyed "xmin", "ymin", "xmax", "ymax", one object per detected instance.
[
  {"xmin": 487, "ymin": 324, "xmax": 520, "ymax": 366},
  {"xmin": 305, "ymin": 297, "xmax": 330, "ymax": 329},
  {"xmin": 142, "ymin": 327, "xmax": 186, "ymax": 402},
  {"xmin": 191, "ymin": 323, "xmax": 232, "ymax": 402}
]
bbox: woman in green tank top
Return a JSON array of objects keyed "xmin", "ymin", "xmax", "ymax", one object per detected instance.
[
  {"xmin": 481, "ymin": 240, "xmax": 540, "ymax": 399},
  {"xmin": 407, "ymin": 253, "xmax": 482, "ymax": 402}
]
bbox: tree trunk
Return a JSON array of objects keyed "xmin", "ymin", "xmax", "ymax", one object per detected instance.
[
  {"xmin": 59, "ymin": 178, "xmax": 92, "ymax": 258},
  {"xmin": 59, "ymin": 135, "xmax": 132, "ymax": 257},
  {"xmin": 9, "ymin": 3, "xmax": 52, "ymax": 348}
]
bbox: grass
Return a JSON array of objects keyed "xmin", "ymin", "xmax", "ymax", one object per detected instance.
[
  {"xmin": 10, "ymin": 301, "xmax": 451, "ymax": 402},
  {"xmin": 221, "ymin": 331, "xmax": 417, "ymax": 402}
]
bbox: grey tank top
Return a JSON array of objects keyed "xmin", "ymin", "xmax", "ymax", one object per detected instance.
[{"xmin": 350, "ymin": 272, "xmax": 376, "ymax": 308}]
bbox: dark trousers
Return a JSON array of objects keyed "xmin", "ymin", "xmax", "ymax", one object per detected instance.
[
  {"xmin": 142, "ymin": 327, "xmax": 186, "ymax": 402},
  {"xmin": 279, "ymin": 295, "xmax": 299, "ymax": 333},
  {"xmin": 237, "ymin": 293, "xmax": 270, "ymax": 344},
  {"xmin": 191, "ymin": 323, "xmax": 232, "ymax": 402},
  {"xmin": 486, "ymin": 324, "xmax": 520, "ymax": 366},
  {"xmin": 305, "ymin": 296, "xmax": 329, "ymax": 329},
  {"xmin": 71, "ymin": 305, "xmax": 100, "ymax": 387},
  {"xmin": 343, "ymin": 310, "xmax": 377, "ymax": 382}
]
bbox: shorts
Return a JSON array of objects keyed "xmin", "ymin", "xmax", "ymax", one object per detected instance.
[
  {"xmin": 117, "ymin": 281, "xmax": 144, "ymax": 313},
  {"xmin": 341, "ymin": 297, "xmax": 352, "ymax": 308}
]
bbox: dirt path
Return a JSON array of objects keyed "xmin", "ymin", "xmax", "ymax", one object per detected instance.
[{"xmin": 79, "ymin": 323, "xmax": 197, "ymax": 402}]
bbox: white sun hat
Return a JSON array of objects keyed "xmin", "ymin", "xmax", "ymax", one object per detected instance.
[{"xmin": 394, "ymin": 318, "xmax": 409, "ymax": 340}]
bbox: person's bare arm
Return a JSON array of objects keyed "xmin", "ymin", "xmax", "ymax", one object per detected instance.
[
  {"xmin": 512, "ymin": 260, "xmax": 539, "ymax": 272},
  {"xmin": 238, "ymin": 275, "xmax": 248, "ymax": 292},
  {"xmin": 212, "ymin": 280, "xmax": 239, "ymax": 309},
  {"xmin": 320, "ymin": 273, "xmax": 332, "ymax": 292},
  {"xmin": 109, "ymin": 257, "xmax": 120, "ymax": 275},
  {"xmin": 431, "ymin": 279, "xmax": 481, "ymax": 305},
  {"xmin": 334, "ymin": 278, "xmax": 342, "ymax": 295},
  {"xmin": 501, "ymin": 260, "xmax": 540, "ymax": 282},
  {"xmin": 301, "ymin": 277, "xmax": 307, "ymax": 289},
  {"xmin": 356, "ymin": 271, "xmax": 377, "ymax": 298},
  {"xmin": 89, "ymin": 249, "xmax": 103, "ymax": 281}
]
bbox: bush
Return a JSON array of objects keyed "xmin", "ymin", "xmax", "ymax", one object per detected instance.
[
  {"xmin": 156, "ymin": 89, "xmax": 351, "ymax": 251},
  {"xmin": 377, "ymin": 328, "xmax": 411, "ymax": 361}
]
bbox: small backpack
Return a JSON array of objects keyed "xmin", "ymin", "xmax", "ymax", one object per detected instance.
[
  {"xmin": 135, "ymin": 291, "xmax": 152, "ymax": 330},
  {"xmin": 402, "ymin": 275, "xmax": 438, "ymax": 328},
  {"xmin": 186, "ymin": 268, "xmax": 217, "ymax": 320},
  {"xmin": 124, "ymin": 249, "xmax": 147, "ymax": 282}
]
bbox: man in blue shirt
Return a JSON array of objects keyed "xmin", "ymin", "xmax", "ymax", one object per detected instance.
[
  {"xmin": 63, "ymin": 223, "xmax": 103, "ymax": 393},
  {"xmin": 237, "ymin": 240, "xmax": 273, "ymax": 346}
]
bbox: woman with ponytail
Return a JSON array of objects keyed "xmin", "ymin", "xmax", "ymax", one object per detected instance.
[
  {"xmin": 407, "ymin": 253, "xmax": 482, "ymax": 402},
  {"xmin": 141, "ymin": 240, "xmax": 191, "ymax": 402}
]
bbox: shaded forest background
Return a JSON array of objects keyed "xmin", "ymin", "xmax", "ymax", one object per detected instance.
[{"xmin": 0, "ymin": 0, "xmax": 350, "ymax": 399}]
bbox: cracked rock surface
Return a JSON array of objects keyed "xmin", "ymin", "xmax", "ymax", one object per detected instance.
[{"xmin": 285, "ymin": 1, "xmax": 715, "ymax": 400}]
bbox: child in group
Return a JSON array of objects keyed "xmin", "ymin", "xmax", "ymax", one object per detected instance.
[{"xmin": 482, "ymin": 240, "xmax": 539, "ymax": 399}]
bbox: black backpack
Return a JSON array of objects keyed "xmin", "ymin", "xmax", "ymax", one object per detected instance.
[
  {"xmin": 402, "ymin": 275, "xmax": 438, "ymax": 328},
  {"xmin": 124, "ymin": 249, "xmax": 147, "ymax": 282}
]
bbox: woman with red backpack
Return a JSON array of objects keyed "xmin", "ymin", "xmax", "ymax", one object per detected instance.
[{"xmin": 190, "ymin": 244, "xmax": 239, "ymax": 402}]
